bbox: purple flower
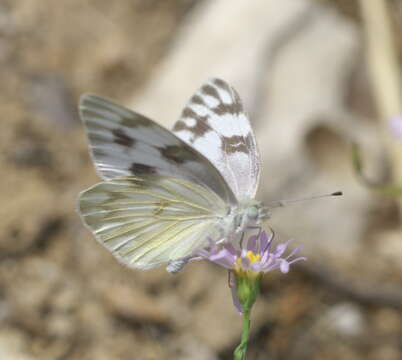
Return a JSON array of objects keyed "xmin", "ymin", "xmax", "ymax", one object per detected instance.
[
  {"xmin": 390, "ymin": 115, "xmax": 402, "ymax": 140},
  {"xmin": 197, "ymin": 229, "xmax": 305, "ymax": 274},
  {"xmin": 195, "ymin": 228, "xmax": 306, "ymax": 313}
]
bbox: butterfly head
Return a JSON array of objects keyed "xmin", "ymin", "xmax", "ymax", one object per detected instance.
[{"xmin": 238, "ymin": 200, "xmax": 270, "ymax": 230}]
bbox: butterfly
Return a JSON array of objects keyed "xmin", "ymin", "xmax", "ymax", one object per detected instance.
[{"xmin": 78, "ymin": 78, "xmax": 268, "ymax": 273}]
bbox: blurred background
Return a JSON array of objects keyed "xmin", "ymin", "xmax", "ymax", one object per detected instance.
[{"xmin": 1, "ymin": 0, "xmax": 402, "ymax": 359}]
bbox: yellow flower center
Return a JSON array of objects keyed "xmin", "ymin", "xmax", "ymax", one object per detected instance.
[
  {"xmin": 246, "ymin": 250, "xmax": 261, "ymax": 264},
  {"xmin": 235, "ymin": 251, "xmax": 261, "ymax": 275}
]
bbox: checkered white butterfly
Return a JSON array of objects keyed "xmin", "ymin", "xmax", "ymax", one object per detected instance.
[{"xmin": 78, "ymin": 78, "xmax": 268, "ymax": 272}]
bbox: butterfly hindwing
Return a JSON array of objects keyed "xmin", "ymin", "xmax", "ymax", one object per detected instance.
[
  {"xmin": 173, "ymin": 78, "xmax": 261, "ymax": 200},
  {"xmin": 80, "ymin": 94, "xmax": 237, "ymax": 205},
  {"xmin": 79, "ymin": 175, "xmax": 228, "ymax": 269}
]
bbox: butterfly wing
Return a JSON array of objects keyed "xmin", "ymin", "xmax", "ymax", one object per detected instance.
[
  {"xmin": 78, "ymin": 175, "xmax": 228, "ymax": 269},
  {"xmin": 79, "ymin": 94, "xmax": 237, "ymax": 205},
  {"xmin": 173, "ymin": 78, "xmax": 261, "ymax": 200}
]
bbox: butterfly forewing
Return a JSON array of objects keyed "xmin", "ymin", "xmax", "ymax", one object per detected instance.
[
  {"xmin": 80, "ymin": 94, "xmax": 237, "ymax": 205},
  {"xmin": 79, "ymin": 175, "xmax": 227, "ymax": 269},
  {"xmin": 173, "ymin": 78, "xmax": 261, "ymax": 200}
]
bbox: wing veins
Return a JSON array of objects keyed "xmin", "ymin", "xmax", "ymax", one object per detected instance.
[
  {"xmin": 130, "ymin": 221, "xmax": 205, "ymax": 261},
  {"xmin": 94, "ymin": 218, "xmax": 145, "ymax": 235},
  {"xmin": 168, "ymin": 177, "xmax": 222, "ymax": 207},
  {"xmin": 84, "ymin": 203, "xmax": 192, "ymax": 216},
  {"xmin": 109, "ymin": 189, "xmax": 211, "ymax": 213},
  {"xmin": 112, "ymin": 220, "xmax": 164, "ymax": 252},
  {"xmin": 124, "ymin": 221, "xmax": 180, "ymax": 257},
  {"xmin": 103, "ymin": 213, "xmax": 214, "ymax": 221},
  {"xmin": 101, "ymin": 219, "xmax": 157, "ymax": 242}
]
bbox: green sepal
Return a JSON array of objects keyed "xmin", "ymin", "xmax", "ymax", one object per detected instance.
[{"xmin": 235, "ymin": 271, "xmax": 262, "ymax": 312}]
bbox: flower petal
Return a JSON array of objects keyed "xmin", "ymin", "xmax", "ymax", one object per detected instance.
[
  {"xmin": 273, "ymin": 240, "xmax": 291, "ymax": 257},
  {"xmin": 286, "ymin": 245, "xmax": 303, "ymax": 260},
  {"xmin": 288, "ymin": 256, "xmax": 307, "ymax": 265},
  {"xmin": 279, "ymin": 259, "xmax": 290, "ymax": 273},
  {"xmin": 210, "ymin": 249, "xmax": 236, "ymax": 268},
  {"xmin": 225, "ymin": 242, "xmax": 239, "ymax": 257},
  {"xmin": 261, "ymin": 257, "xmax": 278, "ymax": 272},
  {"xmin": 250, "ymin": 261, "xmax": 263, "ymax": 272},
  {"xmin": 260, "ymin": 250, "xmax": 270, "ymax": 265},
  {"xmin": 230, "ymin": 279, "xmax": 243, "ymax": 315},
  {"xmin": 246, "ymin": 234, "xmax": 259, "ymax": 253},
  {"xmin": 260, "ymin": 230, "xmax": 273, "ymax": 252},
  {"xmin": 241, "ymin": 257, "xmax": 251, "ymax": 270}
]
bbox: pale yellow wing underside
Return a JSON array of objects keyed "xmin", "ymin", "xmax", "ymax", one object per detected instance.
[{"xmin": 78, "ymin": 175, "xmax": 228, "ymax": 269}]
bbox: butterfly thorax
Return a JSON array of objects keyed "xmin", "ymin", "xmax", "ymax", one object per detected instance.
[{"xmin": 221, "ymin": 199, "xmax": 269, "ymax": 237}]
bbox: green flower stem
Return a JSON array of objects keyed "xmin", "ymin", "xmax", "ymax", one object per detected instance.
[
  {"xmin": 233, "ymin": 271, "xmax": 262, "ymax": 360},
  {"xmin": 234, "ymin": 309, "xmax": 251, "ymax": 360}
]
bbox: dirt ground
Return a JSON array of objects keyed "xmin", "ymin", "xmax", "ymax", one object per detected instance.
[{"xmin": 1, "ymin": 1, "xmax": 402, "ymax": 359}]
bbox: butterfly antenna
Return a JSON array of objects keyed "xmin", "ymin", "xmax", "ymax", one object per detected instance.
[{"xmin": 267, "ymin": 191, "xmax": 342, "ymax": 209}]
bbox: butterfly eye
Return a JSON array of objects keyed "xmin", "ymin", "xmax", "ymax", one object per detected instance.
[{"xmin": 247, "ymin": 206, "xmax": 259, "ymax": 220}]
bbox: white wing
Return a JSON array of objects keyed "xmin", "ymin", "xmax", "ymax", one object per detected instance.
[
  {"xmin": 173, "ymin": 78, "xmax": 261, "ymax": 201},
  {"xmin": 79, "ymin": 94, "xmax": 237, "ymax": 205},
  {"xmin": 79, "ymin": 175, "xmax": 228, "ymax": 269}
]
